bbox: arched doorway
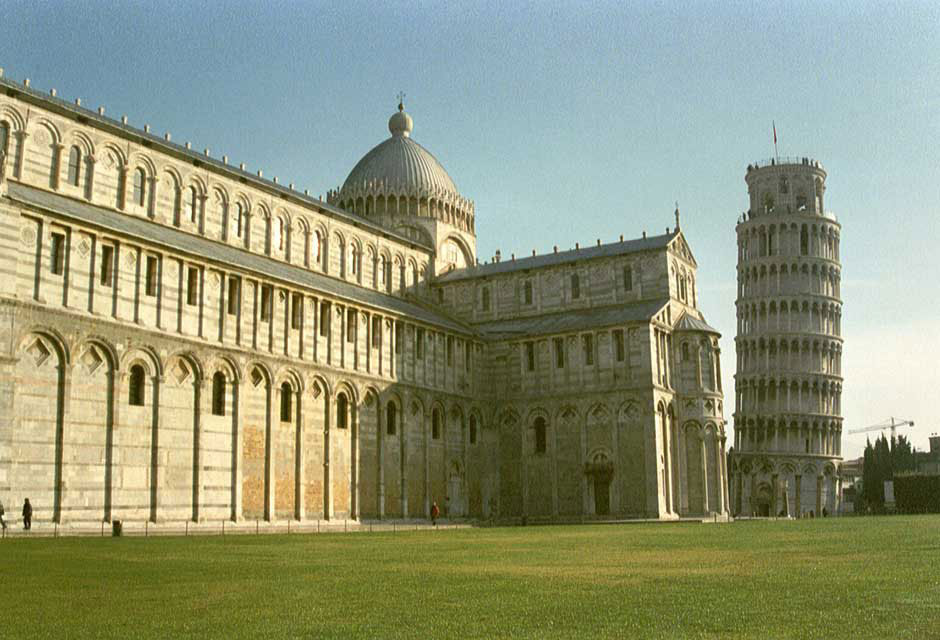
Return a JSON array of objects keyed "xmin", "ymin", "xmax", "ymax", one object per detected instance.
[
  {"xmin": 586, "ymin": 451, "xmax": 613, "ymax": 516},
  {"xmin": 756, "ymin": 483, "xmax": 772, "ymax": 517}
]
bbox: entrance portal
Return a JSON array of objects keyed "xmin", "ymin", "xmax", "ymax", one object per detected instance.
[
  {"xmin": 586, "ymin": 450, "xmax": 614, "ymax": 517},
  {"xmin": 756, "ymin": 484, "xmax": 772, "ymax": 517}
]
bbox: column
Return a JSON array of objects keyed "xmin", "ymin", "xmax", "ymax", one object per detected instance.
[
  {"xmin": 815, "ymin": 474, "xmax": 823, "ymax": 516},
  {"xmin": 714, "ymin": 435, "xmax": 725, "ymax": 515},
  {"xmin": 377, "ymin": 402, "xmax": 385, "ymax": 518},
  {"xmin": 51, "ymin": 143, "xmax": 63, "ymax": 190},
  {"xmin": 795, "ymin": 474, "xmax": 802, "ymax": 517},
  {"xmin": 323, "ymin": 396, "xmax": 333, "ymax": 520},
  {"xmin": 400, "ymin": 404, "xmax": 408, "ymax": 518},
  {"xmin": 700, "ymin": 436, "xmax": 709, "ymax": 514},
  {"xmin": 193, "ymin": 379, "xmax": 205, "ymax": 522},
  {"xmin": 295, "ymin": 391, "xmax": 305, "ymax": 521},
  {"xmin": 770, "ymin": 473, "xmax": 778, "ymax": 516},
  {"xmin": 232, "ymin": 381, "xmax": 242, "ymax": 521},
  {"xmin": 351, "ymin": 406, "xmax": 360, "ymax": 520},
  {"xmin": 265, "ymin": 383, "xmax": 276, "ymax": 521}
]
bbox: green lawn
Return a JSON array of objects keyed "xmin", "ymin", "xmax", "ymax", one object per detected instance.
[{"xmin": 2, "ymin": 516, "xmax": 939, "ymax": 639}]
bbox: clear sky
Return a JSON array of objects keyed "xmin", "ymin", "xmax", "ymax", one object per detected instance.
[{"xmin": 2, "ymin": 1, "xmax": 938, "ymax": 458}]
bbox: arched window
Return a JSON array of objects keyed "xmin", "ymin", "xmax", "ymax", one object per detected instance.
[
  {"xmin": 469, "ymin": 415, "xmax": 478, "ymax": 445},
  {"xmin": 233, "ymin": 203, "xmax": 244, "ymax": 239},
  {"xmin": 66, "ymin": 146, "xmax": 82, "ymax": 186},
  {"xmin": 279, "ymin": 382, "xmax": 292, "ymax": 422},
  {"xmin": 386, "ymin": 401, "xmax": 397, "ymax": 436},
  {"xmin": 379, "ymin": 256, "xmax": 389, "ymax": 286},
  {"xmin": 432, "ymin": 408, "xmax": 441, "ymax": 439},
  {"xmin": 350, "ymin": 245, "xmax": 359, "ymax": 276},
  {"xmin": 0, "ymin": 121, "xmax": 9, "ymax": 156},
  {"xmin": 211, "ymin": 371, "xmax": 226, "ymax": 416},
  {"xmin": 800, "ymin": 226, "xmax": 809, "ymax": 256},
  {"xmin": 534, "ymin": 417, "xmax": 547, "ymax": 453},
  {"xmin": 172, "ymin": 179, "xmax": 182, "ymax": 226},
  {"xmin": 128, "ymin": 364, "xmax": 146, "ymax": 406},
  {"xmin": 571, "ymin": 274, "xmax": 580, "ymax": 299},
  {"xmin": 189, "ymin": 186, "xmax": 199, "ymax": 223},
  {"xmin": 412, "ymin": 264, "xmax": 419, "ymax": 288},
  {"xmin": 133, "ymin": 168, "xmax": 146, "ymax": 206},
  {"xmin": 336, "ymin": 393, "xmax": 348, "ymax": 429},
  {"xmin": 682, "ymin": 342, "xmax": 690, "ymax": 361},
  {"xmin": 274, "ymin": 217, "xmax": 284, "ymax": 252}
]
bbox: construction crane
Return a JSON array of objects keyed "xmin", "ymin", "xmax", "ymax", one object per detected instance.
[{"xmin": 848, "ymin": 417, "xmax": 915, "ymax": 440}]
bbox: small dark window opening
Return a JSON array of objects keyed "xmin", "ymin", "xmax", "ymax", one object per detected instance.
[
  {"xmin": 189, "ymin": 186, "xmax": 199, "ymax": 223},
  {"xmin": 319, "ymin": 301, "xmax": 330, "ymax": 336},
  {"xmin": 291, "ymin": 293, "xmax": 303, "ymax": 330},
  {"xmin": 145, "ymin": 256, "xmax": 158, "ymax": 297},
  {"xmin": 481, "ymin": 287, "xmax": 490, "ymax": 311},
  {"xmin": 614, "ymin": 330, "xmax": 625, "ymax": 362},
  {"xmin": 525, "ymin": 342, "xmax": 535, "ymax": 371},
  {"xmin": 372, "ymin": 317, "xmax": 382, "ymax": 348},
  {"xmin": 260, "ymin": 285, "xmax": 272, "ymax": 321},
  {"xmin": 623, "ymin": 266, "xmax": 633, "ymax": 292},
  {"xmin": 346, "ymin": 309, "xmax": 356, "ymax": 343},
  {"xmin": 554, "ymin": 337, "xmax": 565, "ymax": 368},
  {"xmin": 67, "ymin": 146, "xmax": 81, "ymax": 186},
  {"xmin": 50, "ymin": 232, "xmax": 66, "ymax": 275},
  {"xmin": 395, "ymin": 321, "xmax": 403, "ymax": 354},
  {"xmin": 534, "ymin": 417, "xmax": 547, "ymax": 453},
  {"xmin": 211, "ymin": 372, "xmax": 226, "ymax": 416},
  {"xmin": 0, "ymin": 122, "xmax": 9, "ymax": 155},
  {"xmin": 186, "ymin": 267, "xmax": 199, "ymax": 306},
  {"xmin": 100, "ymin": 245, "xmax": 114, "ymax": 287},
  {"xmin": 571, "ymin": 274, "xmax": 581, "ymax": 299},
  {"xmin": 800, "ymin": 226, "xmax": 809, "ymax": 256},
  {"xmin": 432, "ymin": 408, "xmax": 441, "ymax": 439},
  {"xmin": 227, "ymin": 277, "xmax": 239, "ymax": 315},
  {"xmin": 280, "ymin": 382, "xmax": 292, "ymax": 422},
  {"xmin": 469, "ymin": 416, "xmax": 478, "ymax": 445},
  {"xmin": 465, "ymin": 342, "xmax": 471, "ymax": 372},
  {"xmin": 386, "ymin": 402, "xmax": 397, "ymax": 436},
  {"xmin": 583, "ymin": 334, "xmax": 594, "ymax": 365},
  {"xmin": 446, "ymin": 336, "xmax": 454, "ymax": 366},
  {"xmin": 416, "ymin": 328, "xmax": 425, "ymax": 358},
  {"xmin": 133, "ymin": 168, "xmax": 146, "ymax": 206},
  {"xmin": 437, "ymin": 288, "xmax": 444, "ymax": 304},
  {"xmin": 682, "ymin": 342, "xmax": 690, "ymax": 362},
  {"xmin": 336, "ymin": 393, "xmax": 348, "ymax": 429},
  {"xmin": 128, "ymin": 364, "xmax": 146, "ymax": 406},
  {"xmin": 524, "ymin": 280, "xmax": 533, "ymax": 305}
]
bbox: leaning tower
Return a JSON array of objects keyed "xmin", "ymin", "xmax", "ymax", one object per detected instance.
[{"xmin": 729, "ymin": 157, "xmax": 843, "ymax": 517}]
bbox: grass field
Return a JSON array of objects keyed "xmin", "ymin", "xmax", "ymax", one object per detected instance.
[{"xmin": 2, "ymin": 516, "xmax": 939, "ymax": 639}]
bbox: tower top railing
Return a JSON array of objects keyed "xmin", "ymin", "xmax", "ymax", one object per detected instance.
[{"xmin": 748, "ymin": 157, "xmax": 824, "ymax": 172}]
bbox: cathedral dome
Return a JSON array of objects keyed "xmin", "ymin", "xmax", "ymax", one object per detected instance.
[
  {"xmin": 338, "ymin": 104, "xmax": 459, "ymax": 200},
  {"xmin": 327, "ymin": 103, "xmax": 475, "ymax": 237}
]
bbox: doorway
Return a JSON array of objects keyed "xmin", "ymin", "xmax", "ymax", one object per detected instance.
[{"xmin": 594, "ymin": 477, "xmax": 610, "ymax": 515}]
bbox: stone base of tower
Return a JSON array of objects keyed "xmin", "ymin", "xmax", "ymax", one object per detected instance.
[{"xmin": 728, "ymin": 451, "xmax": 842, "ymax": 518}]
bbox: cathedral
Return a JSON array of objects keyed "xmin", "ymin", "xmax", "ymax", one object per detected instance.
[{"xmin": 0, "ymin": 71, "xmax": 729, "ymax": 530}]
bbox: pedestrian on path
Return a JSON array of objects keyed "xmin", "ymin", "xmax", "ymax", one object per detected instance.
[
  {"xmin": 22, "ymin": 499, "xmax": 32, "ymax": 530},
  {"xmin": 0, "ymin": 498, "xmax": 6, "ymax": 530},
  {"xmin": 431, "ymin": 501, "xmax": 440, "ymax": 526}
]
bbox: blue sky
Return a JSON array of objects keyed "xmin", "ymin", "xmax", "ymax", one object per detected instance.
[{"xmin": 3, "ymin": 1, "xmax": 938, "ymax": 457}]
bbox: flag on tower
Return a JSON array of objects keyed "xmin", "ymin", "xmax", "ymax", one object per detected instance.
[{"xmin": 773, "ymin": 121, "xmax": 779, "ymax": 160}]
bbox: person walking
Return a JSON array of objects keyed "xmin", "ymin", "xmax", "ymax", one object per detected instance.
[
  {"xmin": 22, "ymin": 499, "xmax": 32, "ymax": 531},
  {"xmin": 0, "ymin": 498, "xmax": 6, "ymax": 530},
  {"xmin": 430, "ymin": 501, "xmax": 440, "ymax": 527}
]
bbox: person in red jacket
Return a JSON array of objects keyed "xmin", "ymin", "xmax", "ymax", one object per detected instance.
[{"xmin": 430, "ymin": 501, "xmax": 440, "ymax": 526}]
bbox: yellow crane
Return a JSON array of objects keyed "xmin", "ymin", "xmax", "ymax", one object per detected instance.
[{"xmin": 848, "ymin": 417, "xmax": 915, "ymax": 440}]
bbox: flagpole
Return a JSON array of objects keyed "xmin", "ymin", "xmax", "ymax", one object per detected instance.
[{"xmin": 773, "ymin": 121, "xmax": 779, "ymax": 161}]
